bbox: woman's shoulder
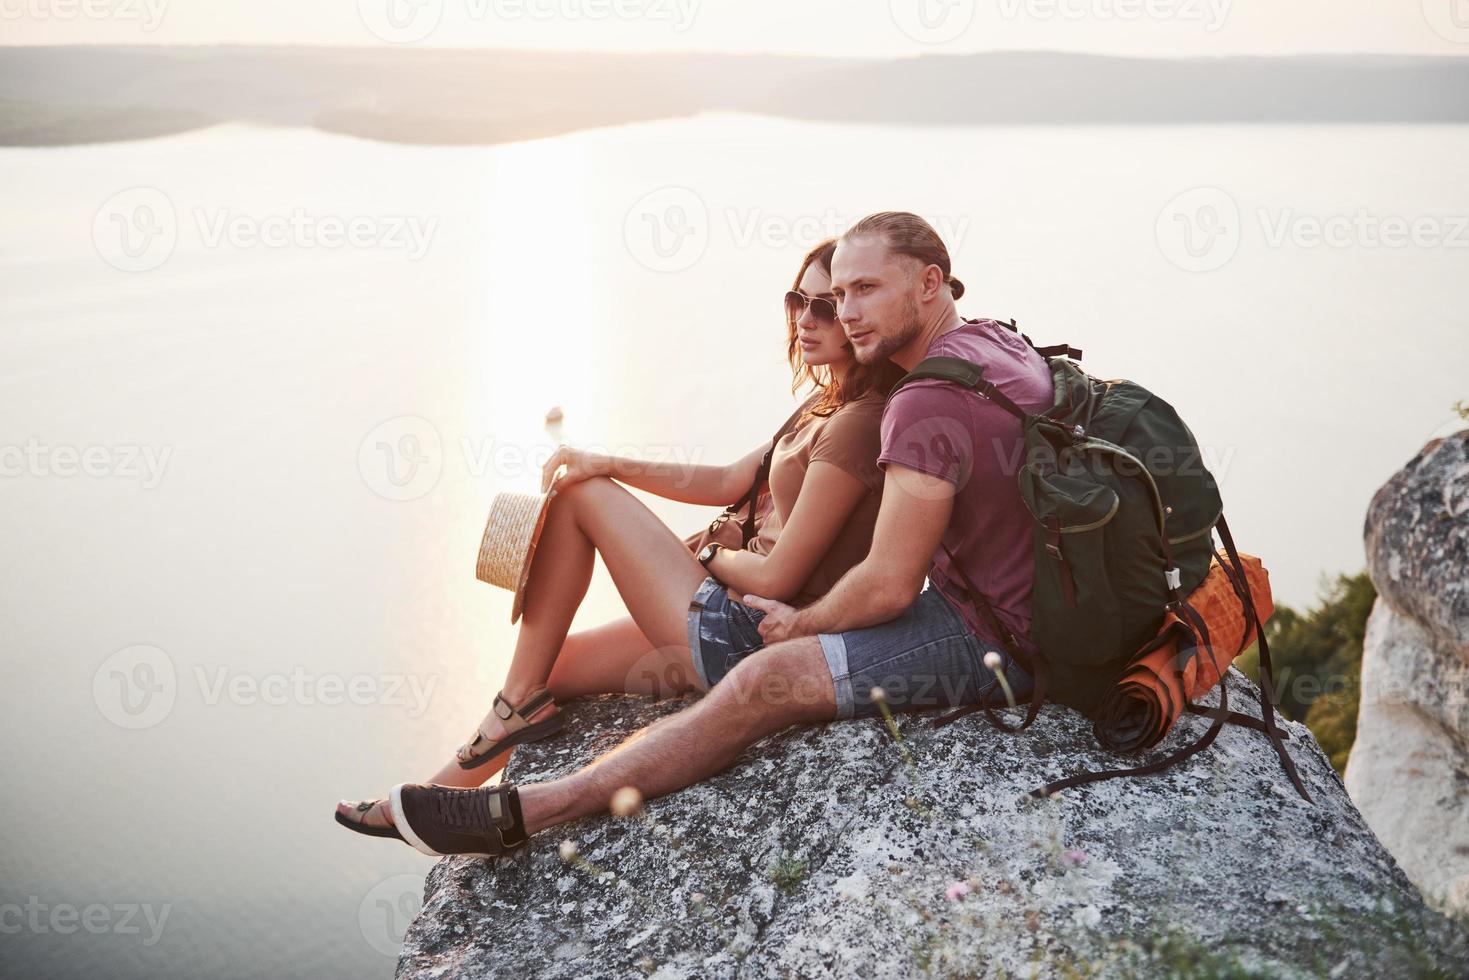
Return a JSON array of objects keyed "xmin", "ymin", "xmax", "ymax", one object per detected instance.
[
  {"xmin": 808, "ymin": 391, "xmax": 886, "ymax": 489},
  {"xmin": 826, "ymin": 389, "xmax": 887, "ymax": 422}
]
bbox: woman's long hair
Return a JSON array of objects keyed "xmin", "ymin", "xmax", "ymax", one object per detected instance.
[{"xmin": 786, "ymin": 238, "xmax": 906, "ymax": 420}]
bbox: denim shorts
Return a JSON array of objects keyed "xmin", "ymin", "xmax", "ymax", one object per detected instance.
[
  {"xmin": 686, "ymin": 575, "xmax": 769, "ymax": 690},
  {"xmin": 687, "ymin": 576, "xmax": 1034, "ymax": 721},
  {"xmin": 817, "ymin": 585, "xmax": 1035, "ymax": 720}
]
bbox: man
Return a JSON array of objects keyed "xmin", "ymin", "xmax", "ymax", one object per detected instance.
[{"xmin": 385, "ymin": 212, "xmax": 1056, "ymax": 858}]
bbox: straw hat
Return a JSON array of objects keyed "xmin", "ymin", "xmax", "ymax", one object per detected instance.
[{"xmin": 475, "ymin": 489, "xmax": 556, "ymax": 624}]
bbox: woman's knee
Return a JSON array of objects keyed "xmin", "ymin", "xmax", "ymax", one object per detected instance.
[{"xmin": 556, "ymin": 475, "xmax": 619, "ymax": 507}]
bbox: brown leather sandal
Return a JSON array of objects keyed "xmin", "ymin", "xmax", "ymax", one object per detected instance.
[
  {"xmin": 456, "ymin": 687, "xmax": 564, "ymax": 770},
  {"xmin": 334, "ymin": 799, "xmax": 404, "ymax": 841}
]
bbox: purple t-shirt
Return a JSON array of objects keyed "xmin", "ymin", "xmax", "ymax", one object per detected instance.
[{"xmin": 877, "ymin": 319, "xmax": 1054, "ymax": 652}]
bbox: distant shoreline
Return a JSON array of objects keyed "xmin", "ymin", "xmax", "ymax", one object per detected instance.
[{"xmin": 2, "ymin": 46, "xmax": 1467, "ymax": 148}]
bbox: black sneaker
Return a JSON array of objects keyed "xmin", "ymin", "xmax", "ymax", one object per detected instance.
[{"xmin": 388, "ymin": 783, "xmax": 529, "ymax": 857}]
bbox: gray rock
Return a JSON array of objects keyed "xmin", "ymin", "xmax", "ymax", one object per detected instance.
[
  {"xmin": 397, "ymin": 672, "xmax": 1468, "ymax": 979},
  {"xmin": 1349, "ymin": 429, "xmax": 1469, "ymax": 916},
  {"xmin": 1363, "ymin": 430, "xmax": 1469, "ymax": 653}
]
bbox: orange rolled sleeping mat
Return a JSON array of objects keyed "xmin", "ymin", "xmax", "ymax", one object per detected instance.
[{"xmin": 1092, "ymin": 552, "xmax": 1274, "ymax": 753}]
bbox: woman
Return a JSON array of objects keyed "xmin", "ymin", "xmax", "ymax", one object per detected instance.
[{"xmin": 336, "ymin": 239, "xmax": 904, "ymax": 838}]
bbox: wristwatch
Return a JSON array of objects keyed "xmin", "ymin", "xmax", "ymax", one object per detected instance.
[{"xmin": 697, "ymin": 542, "xmax": 724, "ymax": 568}]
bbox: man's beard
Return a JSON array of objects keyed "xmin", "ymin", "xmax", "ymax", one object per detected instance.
[{"xmin": 856, "ymin": 295, "xmax": 923, "ymax": 365}]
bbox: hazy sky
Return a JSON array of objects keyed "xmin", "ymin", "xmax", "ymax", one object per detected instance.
[{"xmin": 5, "ymin": 0, "xmax": 1469, "ymax": 56}]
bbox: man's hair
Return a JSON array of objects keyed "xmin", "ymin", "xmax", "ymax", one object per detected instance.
[{"xmin": 839, "ymin": 211, "xmax": 965, "ymax": 300}]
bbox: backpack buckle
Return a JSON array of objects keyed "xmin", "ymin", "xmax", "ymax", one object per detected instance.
[{"xmin": 1165, "ymin": 567, "xmax": 1182, "ymax": 590}]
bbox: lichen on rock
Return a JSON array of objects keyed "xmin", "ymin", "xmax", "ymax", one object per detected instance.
[{"xmin": 398, "ymin": 670, "xmax": 1468, "ymax": 978}]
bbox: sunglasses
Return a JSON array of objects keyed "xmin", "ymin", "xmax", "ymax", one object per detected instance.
[{"xmin": 784, "ymin": 290, "xmax": 840, "ymax": 329}]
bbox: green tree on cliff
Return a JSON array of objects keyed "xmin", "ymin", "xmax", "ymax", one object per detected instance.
[{"xmin": 1236, "ymin": 570, "xmax": 1377, "ymax": 773}]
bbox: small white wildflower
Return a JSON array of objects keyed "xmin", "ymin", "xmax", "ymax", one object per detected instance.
[
  {"xmin": 559, "ymin": 839, "xmax": 579, "ymax": 861},
  {"xmin": 983, "ymin": 651, "xmax": 1003, "ymax": 673},
  {"xmin": 869, "ymin": 686, "xmax": 887, "ymax": 703},
  {"xmin": 610, "ymin": 785, "xmax": 644, "ymax": 817}
]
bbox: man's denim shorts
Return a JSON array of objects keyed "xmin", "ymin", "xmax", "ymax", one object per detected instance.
[{"xmin": 686, "ymin": 576, "xmax": 1034, "ymax": 720}]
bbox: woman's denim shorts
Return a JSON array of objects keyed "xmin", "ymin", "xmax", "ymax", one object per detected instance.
[
  {"xmin": 686, "ymin": 575, "xmax": 1034, "ymax": 722},
  {"xmin": 686, "ymin": 575, "xmax": 768, "ymax": 690}
]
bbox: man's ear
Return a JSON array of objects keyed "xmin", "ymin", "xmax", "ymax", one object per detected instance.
[{"xmin": 920, "ymin": 263, "xmax": 946, "ymax": 302}]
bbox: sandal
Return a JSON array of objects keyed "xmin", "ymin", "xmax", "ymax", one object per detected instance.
[
  {"xmin": 334, "ymin": 798, "xmax": 404, "ymax": 841},
  {"xmin": 456, "ymin": 687, "xmax": 565, "ymax": 771},
  {"xmin": 389, "ymin": 782, "xmax": 528, "ymax": 857}
]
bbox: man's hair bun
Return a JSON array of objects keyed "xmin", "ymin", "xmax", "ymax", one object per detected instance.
[{"xmin": 948, "ymin": 276, "xmax": 966, "ymax": 300}]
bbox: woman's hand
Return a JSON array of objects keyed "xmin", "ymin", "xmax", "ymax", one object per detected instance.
[
  {"xmin": 541, "ymin": 445, "xmax": 607, "ymax": 493},
  {"xmin": 741, "ymin": 594, "xmax": 801, "ymax": 644}
]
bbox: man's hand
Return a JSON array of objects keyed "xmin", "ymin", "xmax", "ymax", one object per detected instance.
[
  {"xmin": 541, "ymin": 445, "xmax": 607, "ymax": 493},
  {"xmin": 741, "ymin": 594, "xmax": 801, "ymax": 643}
]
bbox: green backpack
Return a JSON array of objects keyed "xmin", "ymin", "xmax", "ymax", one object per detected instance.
[{"xmin": 893, "ymin": 320, "xmax": 1309, "ymax": 801}]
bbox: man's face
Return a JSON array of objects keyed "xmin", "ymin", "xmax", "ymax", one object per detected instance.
[{"xmin": 829, "ymin": 235, "xmax": 923, "ymax": 365}]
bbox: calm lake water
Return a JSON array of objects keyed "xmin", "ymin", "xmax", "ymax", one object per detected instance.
[{"xmin": 1, "ymin": 114, "xmax": 1466, "ymax": 979}]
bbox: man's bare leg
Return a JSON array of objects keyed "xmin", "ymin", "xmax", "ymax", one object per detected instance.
[{"xmin": 517, "ymin": 635, "xmax": 838, "ymax": 836}]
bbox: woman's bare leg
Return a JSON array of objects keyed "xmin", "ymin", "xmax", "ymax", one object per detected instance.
[
  {"xmin": 548, "ymin": 616, "xmax": 704, "ymax": 701},
  {"xmin": 487, "ymin": 475, "xmax": 708, "ymax": 696},
  {"xmin": 338, "ymin": 477, "xmax": 712, "ymax": 825}
]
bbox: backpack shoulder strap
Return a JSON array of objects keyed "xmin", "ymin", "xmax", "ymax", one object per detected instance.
[
  {"xmin": 733, "ymin": 396, "xmax": 815, "ymax": 547},
  {"xmin": 894, "ymin": 356, "xmax": 1031, "ymax": 424}
]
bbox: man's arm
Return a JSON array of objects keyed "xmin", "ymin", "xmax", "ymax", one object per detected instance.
[{"xmin": 744, "ymin": 463, "xmax": 954, "ymax": 641}]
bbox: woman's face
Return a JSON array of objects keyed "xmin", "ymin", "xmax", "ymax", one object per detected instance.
[{"xmin": 791, "ymin": 263, "xmax": 852, "ymax": 369}]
